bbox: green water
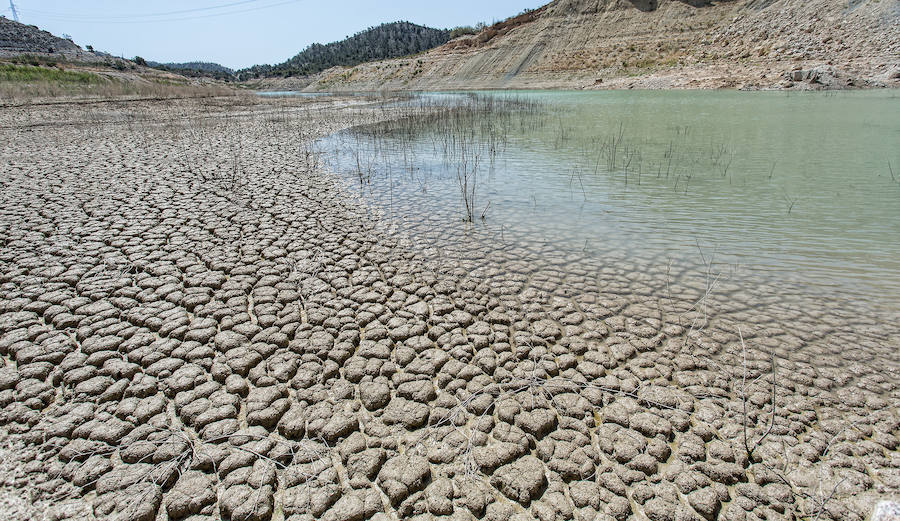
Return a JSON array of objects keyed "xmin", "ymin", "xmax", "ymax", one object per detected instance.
[{"xmin": 324, "ymin": 90, "xmax": 900, "ymax": 308}]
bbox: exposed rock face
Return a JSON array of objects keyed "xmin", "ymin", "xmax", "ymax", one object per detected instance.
[{"xmin": 297, "ymin": 0, "xmax": 900, "ymax": 91}]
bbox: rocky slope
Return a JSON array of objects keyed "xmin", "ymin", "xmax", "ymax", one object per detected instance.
[
  {"xmin": 0, "ymin": 17, "xmax": 85, "ymax": 59},
  {"xmin": 0, "ymin": 18, "xmax": 235, "ymax": 101},
  {"xmin": 298, "ymin": 0, "xmax": 900, "ymax": 91}
]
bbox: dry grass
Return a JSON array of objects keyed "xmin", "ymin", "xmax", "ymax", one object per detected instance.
[
  {"xmin": 0, "ymin": 64, "xmax": 102, "ymax": 85},
  {"xmin": 0, "ymin": 61, "xmax": 236, "ymax": 104},
  {"xmin": 0, "ymin": 81, "xmax": 235, "ymax": 103}
]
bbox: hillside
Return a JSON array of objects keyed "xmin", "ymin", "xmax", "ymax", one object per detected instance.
[
  {"xmin": 0, "ymin": 18, "xmax": 233, "ymax": 101},
  {"xmin": 238, "ymin": 21, "xmax": 450, "ymax": 80},
  {"xmin": 0, "ymin": 16, "xmax": 82, "ymax": 57},
  {"xmin": 300, "ymin": 0, "xmax": 900, "ymax": 91},
  {"xmin": 0, "ymin": 16, "xmax": 140, "ymax": 68}
]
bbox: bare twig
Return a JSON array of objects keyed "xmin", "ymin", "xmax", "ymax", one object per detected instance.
[{"xmin": 739, "ymin": 326, "xmax": 777, "ymax": 462}]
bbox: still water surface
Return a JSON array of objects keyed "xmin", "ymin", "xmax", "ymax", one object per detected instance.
[{"xmin": 319, "ymin": 90, "xmax": 900, "ymax": 309}]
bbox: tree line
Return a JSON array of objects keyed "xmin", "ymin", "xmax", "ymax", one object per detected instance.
[{"xmin": 236, "ymin": 21, "xmax": 451, "ymax": 80}]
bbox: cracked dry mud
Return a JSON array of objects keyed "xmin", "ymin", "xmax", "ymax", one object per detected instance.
[{"xmin": 0, "ymin": 95, "xmax": 897, "ymax": 521}]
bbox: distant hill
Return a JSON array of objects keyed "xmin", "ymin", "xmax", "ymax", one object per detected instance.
[
  {"xmin": 238, "ymin": 21, "xmax": 450, "ymax": 80},
  {"xmin": 147, "ymin": 61, "xmax": 235, "ymax": 81}
]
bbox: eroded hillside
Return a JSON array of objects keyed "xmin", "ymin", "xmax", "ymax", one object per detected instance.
[{"xmin": 296, "ymin": 0, "xmax": 900, "ymax": 90}]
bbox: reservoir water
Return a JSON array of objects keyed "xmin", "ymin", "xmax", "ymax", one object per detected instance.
[{"xmin": 320, "ymin": 90, "xmax": 900, "ymax": 314}]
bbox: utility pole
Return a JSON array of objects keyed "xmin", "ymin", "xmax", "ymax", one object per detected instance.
[{"xmin": 9, "ymin": 1, "xmax": 19, "ymax": 22}]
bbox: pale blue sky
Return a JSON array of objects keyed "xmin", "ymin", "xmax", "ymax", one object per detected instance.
[{"xmin": 4, "ymin": 0, "xmax": 547, "ymax": 69}]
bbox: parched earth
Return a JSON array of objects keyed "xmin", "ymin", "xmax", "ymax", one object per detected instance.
[{"xmin": 0, "ymin": 95, "xmax": 897, "ymax": 521}]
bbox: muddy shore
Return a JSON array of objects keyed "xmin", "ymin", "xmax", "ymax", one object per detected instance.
[{"xmin": 0, "ymin": 95, "xmax": 897, "ymax": 521}]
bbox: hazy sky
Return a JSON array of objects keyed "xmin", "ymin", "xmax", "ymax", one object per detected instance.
[{"xmin": 4, "ymin": 0, "xmax": 548, "ymax": 69}]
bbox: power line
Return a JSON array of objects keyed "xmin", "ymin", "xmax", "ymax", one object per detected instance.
[
  {"xmin": 16, "ymin": 0, "xmax": 269, "ymax": 21},
  {"xmin": 17, "ymin": 0, "xmax": 302, "ymax": 23},
  {"xmin": 15, "ymin": 0, "xmax": 306, "ymax": 24}
]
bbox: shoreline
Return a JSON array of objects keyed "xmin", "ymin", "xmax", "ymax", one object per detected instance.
[
  {"xmin": 0, "ymin": 94, "xmax": 897, "ymax": 521},
  {"xmin": 251, "ymin": 56, "xmax": 900, "ymax": 93}
]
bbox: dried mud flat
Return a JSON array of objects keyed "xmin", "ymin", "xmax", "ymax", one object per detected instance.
[{"xmin": 0, "ymin": 95, "xmax": 897, "ymax": 521}]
